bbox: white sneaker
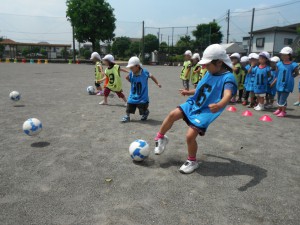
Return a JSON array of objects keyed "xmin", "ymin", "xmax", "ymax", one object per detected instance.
[
  {"xmin": 154, "ymin": 136, "xmax": 169, "ymax": 155},
  {"xmin": 99, "ymin": 101, "xmax": 108, "ymax": 105},
  {"xmin": 254, "ymin": 105, "xmax": 259, "ymax": 110},
  {"xmin": 179, "ymin": 160, "xmax": 199, "ymax": 174},
  {"xmin": 254, "ymin": 104, "xmax": 264, "ymax": 111}
]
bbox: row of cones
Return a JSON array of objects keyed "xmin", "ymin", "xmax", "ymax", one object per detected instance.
[{"xmin": 226, "ymin": 106, "xmax": 273, "ymax": 122}]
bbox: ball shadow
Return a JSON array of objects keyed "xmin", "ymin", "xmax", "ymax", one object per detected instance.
[
  {"xmin": 13, "ymin": 105, "xmax": 25, "ymax": 107},
  {"xmin": 31, "ymin": 141, "xmax": 50, "ymax": 148}
]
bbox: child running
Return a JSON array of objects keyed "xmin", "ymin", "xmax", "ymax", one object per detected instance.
[
  {"xmin": 90, "ymin": 52, "xmax": 105, "ymax": 96},
  {"xmin": 180, "ymin": 50, "xmax": 192, "ymax": 91},
  {"xmin": 121, "ymin": 56, "xmax": 161, "ymax": 123},
  {"xmin": 230, "ymin": 53, "xmax": 244, "ymax": 103},
  {"xmin": 190, "ymin": 53, "xmax": 201, "ymax": 88},
  {"xmin": 246, "ymin": 53, "xmax": 259, "ymax": 108},
  {"xmin": 99, "ymin": 54, "xmax": 128, "ymax": 106},
  {"xmin": 273, "ymin": 47, "xmax": 299, "ymax": 117},
  {"xmin": 154, "ymin": 44, "xmax": 237, "ymax": 174},
  {"xmin": 265, "ymin": 56, "xmax": 280, "ymax": 109},
  {"xmin": 240, "ymin": 56, "xmax": 250, "ymax": 105}
]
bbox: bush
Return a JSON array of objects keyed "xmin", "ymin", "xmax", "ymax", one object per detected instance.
[{"xmin": 83, "ymin": 50, "xmax": 92, "ymax": 59}]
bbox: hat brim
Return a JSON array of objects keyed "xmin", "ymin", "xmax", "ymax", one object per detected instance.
[
  {"xmin": 199, "ymin": 58, "xmax": 232, "ymax": 69},
  {"xmin": 199, "ymin": 58, "xmax": 212, "ymax": 65},
  {"xmin": 126, "ymin": 63, "xmax": 142, "ymax": 68}
]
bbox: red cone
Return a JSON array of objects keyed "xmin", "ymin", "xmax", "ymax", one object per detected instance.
[
  {"xmin": 259, "ymin": 115, "xmax": 273, "ymax": 122},
  {"xmin": 227, "ymin": 106, "xmax": 237, "ymax": 112},
  {"xmin": 242, "ymin": 110, "xmax": 253, "ymax": 117}
]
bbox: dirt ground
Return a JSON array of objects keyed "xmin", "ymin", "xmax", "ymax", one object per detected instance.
[{"xmin": 0, "ymin": 63, "xmax": 299, "ymax": 225}]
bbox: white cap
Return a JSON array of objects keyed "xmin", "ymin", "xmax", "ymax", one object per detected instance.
[
  {"xmin": 270, "ymin": 56, "xmax": 280, "ymax": 63},
  {"xmin": 191, "ymin": 53, "xmax": 200, "ymax": 60},
  {"xmin": 248, "ymin": 53, "xmax": 259, "ymax": 60},
  {"xmin": 240, "ymin": 56, "xmax": 249, "ymax": 63},
  {"xmin": 259, "ymin": 51, "xmax": 270, "ymax": 60},
  {"xmin": 280, "ymin": 46, "xmax": 293, "ymax": 55},
  {"xmin": 103, "ymin": 54, "xmax": 115, "ymax": 63},
  {"xmin": 230, "ymin": 53, "xmax": 240, "ymax": 59},
  {"xmin": 199, "ymin": 44, "xmax": 232, "ymax": 69},
  {"xmin": 126, "ymin": 56, "xmax": 142, "ymax": 68},
  {"xmin": 90, "ymin": 52, "xmax": 101, "ymax": 61},
  {"xmin": 184, "ymin": 50, "xmax": 192, "ymax": 56}
]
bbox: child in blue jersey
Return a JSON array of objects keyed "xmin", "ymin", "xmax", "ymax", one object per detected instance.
[
  {"xmin": 294, "ymin": 80, "xmax": 300, "ymax": 106},
  {"xmin": 153, "ymin": 44, "xmax": 237, "ymax": 174},
  {"xmin": 246, "ymin": 53, "xmax": 259, "ymax": 108},
  {"xmin": 273, "ymin": 47, "xmax": 299, "ymax": 117},
  {"xmin": 265, "ymin": 56, "xmax": 280, "ymax": 109},
  {"xmin": 121, "ymin": 57, "xmax": 161, "ymax": 123},
  {"xmin": 240, "ymin": 56, "xmax": 250, "ymax": 106}
]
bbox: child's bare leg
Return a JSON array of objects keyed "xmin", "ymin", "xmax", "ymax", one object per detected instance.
[
  {"xmin": 159, "ymin": 108, "xmax": 184, "ymax": 135},
  {"xmin": 186, "ymin": 127, "xmax": 199, "ymax": 159}
]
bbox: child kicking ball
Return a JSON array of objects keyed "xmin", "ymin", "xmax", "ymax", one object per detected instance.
[{"xmin": 121, "ymin": 57, "xmax": 161, "ymax": 123}]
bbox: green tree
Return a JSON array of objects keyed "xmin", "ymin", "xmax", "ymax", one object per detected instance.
[
  {"xmin": 66, "ymin": 0, "xmax": 116, "ymax": 51},
  {"xmin": 193, "ymin": 21, "xmax": 223, "ymax": 51},
  {"xmin": 112, "ymin": 36, "xmax": 131, "ymax": 58},
  {"xmin": 0, "ymin": 37, "xmax": 5, "ymax": 57},
  {"xmin": 159, "ymin": 41, "xmax": 168, "ymax": 53},
  {"xmin": 175, "ymin": 35, "xmax": 194, "ymax": 54},
  {"xmin": 31, "ymin": 47, "xmax": 40, "ymax": 54},
  {"xmin": 130, "ymin": 41, "xmax": 141, "ymax": 56},
  {"xmin": 21, "ymin": 48, "xmax": 30, "ymax": 57},
  {"xmin": 60, "ymin": 49, "xmax": 69, "ymax": 58},
  {"xmin": 144, "ymin": 34, "xmax": 159, "ymax": 53},
  {"xmin": 41, "ymin": 49, "xmax": 47, "ymax": 56},
  {"xmin": 83, "ymin": 49, "xmax": 92, "ymax": 59}
]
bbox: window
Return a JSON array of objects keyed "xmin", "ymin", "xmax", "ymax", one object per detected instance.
[
  {"xmin": 256, "ymin": 38, "xmax": 265, "ymax": 48},
  {"xmin": 284, "ymin": 38, "xmax": 293, "ymax": 45}
]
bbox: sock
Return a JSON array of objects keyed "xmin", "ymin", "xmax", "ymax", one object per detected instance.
[
  {"xmin": 154, "ymin": 132, "xmax": 164, "ymax": 141},
  {"xmin": 188, "ymin": 156, "xmax": 196, "ymax": 161}
]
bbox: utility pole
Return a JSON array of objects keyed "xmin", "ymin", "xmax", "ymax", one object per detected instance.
[
  {"xmin": 72, "ymin": 25, "xmax": 76, "ymax": 63},
  {"xmin": 171, "ymin": 27, "xmax": 174, "ymax": 54},
  {"xmin": 157, "ymin": 28, "xmax": 160, "ymax": 45},
  {"xmin": 249, "ymin": 8, "xmax": 255, "ymax": 54},
  {"xmin": 226, "ymin": 9, "xmax": 230, "ymax": 43},
  {"xmin": 141, "ymin": 21, "xmax": 145, "ymax": 63}
]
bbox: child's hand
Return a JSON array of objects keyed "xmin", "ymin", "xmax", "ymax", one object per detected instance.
[
  {"xmin": 179, "ymin": 89, "xmax": 188, "ymax": 96},
  {"xmin": 157, "ymin": 84, "xmax": 162, "ymax": 88},
  {"xmin": 209, "ymin": 103, "xmax": 221, "ymax": 113}
]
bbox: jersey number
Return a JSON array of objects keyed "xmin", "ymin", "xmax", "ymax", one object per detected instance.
[
  {"xmin": 109, "ymin": 73, "xmax": 115, "ymax": 84},
  {"xmin": 132, "ymin": 82, "xmax": 142, "ymax": 95},
  {"xmin": 282, "ymin": 70, "xmax": 286, "ymax": 83},
  {"xmin": 257, "ymin": 74, "xmax": 264, "ymax": 85},
  {"xmin": 196, "ymin": 84, "xmax": 212, "ymax": 107}
]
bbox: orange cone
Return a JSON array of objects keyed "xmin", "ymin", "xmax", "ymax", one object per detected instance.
[
  {"xmin": 227, "ymin": 106, "xmax": 237, "ymax": 112},
  {"xmin": 259, "ymin": 115, "xmax": 273, "ymax": 122},
  {"xmin": 242, "ymin": 110, "xmax": 253, "ymax": 117}
]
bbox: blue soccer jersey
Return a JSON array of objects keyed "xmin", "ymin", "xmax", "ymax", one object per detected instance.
[
  {"xmin": 128, "ymin": 69, "xmax": 150, "ymax": 104},
  {"xmin": 276, "ymin": 61, "xmax": 299, "ymax": 93},
  {"xmin": 253, "ymin": 65, "xmax": 270, "ymax": 94},
  {"xmin": 246, "ymin": 66, "xmax": 257, "ymax": 92},
  {"xmin": 267, "ymin": 69, "xmax": 278, "ymax": 96},
  {"xmin": 179, "ymin": 71, "xmax": 237, "ymax": 131},
  {"xmin": 243, "ymin": 64, "xmax": 251, "ymax": 89}
]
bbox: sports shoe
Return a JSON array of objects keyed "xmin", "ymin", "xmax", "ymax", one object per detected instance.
[
  {"xmin": 242, "ymin": 101, "xmax": 248, "ymax": 106},
  {"xmin": 230, "ymin": 98, "xmax": 236, "ymax": 103},
  {"xmin": 96, "ymin": 91, "xmax": 103, "ymax": 96},
  {"xmin": 99, "ymin": 101, "xmax": 108, "ymax": 105},
  {"xmin": 121, "ymin": 115, "xmax": 130, "ymax": 123},
  {"xmin": 293, "ymin": 101, "xmax": 300, "ymax": 106},
  {"xmin": 254, "ymin": 104, "xmax": 264, "ymax": 111},
  {"xmin": 154, "ymin": 136, "xmax": 169, "ymax": 155},
  {"xmin": 141, "ymin": 110, "xmax": 150, "ymax": 121},
  {"xmin": 277, "ymin": 111, "xmax": 287, "ymax": 117},
  {"xmin": 264, "ymin": 104, "xmax": 273, "ymax": 109},
  {"xmin": 273, "ymin": 109, "xmax": 281, "ymax": 115},
  {"xmin": 179, "ymin": 160, "xmax": 199, "ymax": 174}
]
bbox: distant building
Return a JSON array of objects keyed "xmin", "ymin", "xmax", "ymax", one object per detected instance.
[
  {"xmin": 245, "ymin": 23, "xmax": 300, "ymax": 55},
  {"xmin": 220, "ymin": 43, "xmax": 246, "ymax": 55}
]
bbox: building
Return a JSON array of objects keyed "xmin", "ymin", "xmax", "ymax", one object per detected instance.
[
  {"xmin": 0, "ymin": 38, "xmax": 71, "ymax": 59},
  {"xmin": 220, "ymin": 43, "xmax": 246, "ymax": 55},
  {"xmin": 246, "ymin": 23, "xmax": 300, "ymax": 55}
]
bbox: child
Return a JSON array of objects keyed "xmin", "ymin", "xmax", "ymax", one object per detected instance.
[
  {"xmin": 246, "ymin": 53, "xmax": 259, "ymax": 108},
  {"xmin": 252, "ymin": 51, "xmax": 271, "ymax": 111},
  {"xmin": 90, "ymin": 52, "xmax": 104, "ymax": 95},
  {"xmin": 200, "ymin": 64, "xmax": 207, "ymax": 79},
  {"xmin": 154, "ymin": 44, "xmax": 237, "ymax": 174},
  {"xmin": 190, "ymin": 53, "xmax": 201, "ymax": 88},
  {"xmin": 273, "ymin": 47, "xmax": 299, "ymax": 117},
  {"xmin": 99, "ymin": 54, "xmax": 129, "ymax": 105},
  {"xmin": 240, "ymin": 56, "xmax": 250, "ymax": 105},
  {"xmin": 230, "ymin": 53, "xmax": 243, "ymax": 103},
  {"xmin": 121, "ymin": 56, "xmax": 162, "ymax": 122},
  {"xmin": 293, "ymin": 78, "xmax": 300, "ymax": 106},
  {"xmin": 180, "ymin": 50, "xmax": 192, "ymax": 91},
  {"xmin": 265, "ymin": 56, "xmax": 280, "ymax": 109}
]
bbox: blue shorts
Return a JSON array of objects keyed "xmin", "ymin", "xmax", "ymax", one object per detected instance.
[{"xmin": 277, "ymin": 91, "xmax": 289, "ymax": 107}]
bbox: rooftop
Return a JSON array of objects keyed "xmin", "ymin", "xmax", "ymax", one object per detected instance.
[{"xmin": 0, "ymin": 39, "xmax": 71, "ymax": 47}]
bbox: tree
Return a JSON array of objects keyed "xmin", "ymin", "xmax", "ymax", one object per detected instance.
[
  {"xmin": 21, "ymin": 48, "xmax": 30, "ymax": 57},
  {"xmin": 60, "ymin": 49, "xmax": 69, "ymax": 58},
  {"xmin": 159, "ymin": 42, "xmax": 168, "ymax": 53},
  {"xmin": 193, "ymin": 21, "xmax": 223, "ymax": 52},
  {"xmin": 112, "ymin": 36, "xmax": 131, "ymax": 58},
  {"xmin": 83, "ymin": 49, "xmax": 92, "ymax": 59},
  {"xmin": 0, "ymin": 37, "xmax": 5, "ymax": 57},
  {"xmin": 144, "ymin": 34, "xmax": 159, "ymax": 53},
  {"xmin": 130, "ymin": 41, "xmax": 141, "ymax": 56},
  {"xmin": 66, "ymin": 0, "xmax": 116, "ymax": 51},
  {"xmin": 175, "ymin": 36, "xmax": 194, "ymax": 54}
]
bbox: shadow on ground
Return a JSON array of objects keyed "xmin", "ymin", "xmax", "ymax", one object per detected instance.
[{"xmin": 31, "ymin": 141, "xmax": 50, "ymax": 148}]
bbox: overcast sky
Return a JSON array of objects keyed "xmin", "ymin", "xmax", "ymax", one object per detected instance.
[{"xmin": 0, "ymin": 0, "xmax": 299, "ymax": 46}]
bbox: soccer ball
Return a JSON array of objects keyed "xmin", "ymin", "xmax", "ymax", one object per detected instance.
[
  {"xmin": 23, "ymin": 118, "xmax": 42, "ymax": 136},
  {"xmin": 87, "ymin": 86, "xmax": 95, "ymax": 95},
  {"xmin": 129, "ymin": 140, "xmax": 150, "ymax": 161},
  {"xmin": 9, "ymin": 91, "xmax": 21, "ymax": 101}
]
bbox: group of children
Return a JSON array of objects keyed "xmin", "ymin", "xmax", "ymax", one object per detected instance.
[
  {"xmin": 90, "ymin": 44, "xmax": 299, "ymax": 174},
  {"xmin": 229, "ymin": 47, "xmax": 299, "ymax": 117}
]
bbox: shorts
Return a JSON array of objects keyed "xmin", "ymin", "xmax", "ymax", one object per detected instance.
[
  {"xmin": 95, "ymin": 82, "xmax": 101, "ymax": 88},
  {"xmin": 182, "ymin": 80, "xmax": 189, "ymax": 89},
  {"xmin": 255, "ymin": 93, "xmax": 266, "ymax": 97},
  {"xmin": 126, "ymin": 103, "xmax": 149, "ymax": 115},
  {"xmin": 104, "ymin": 87, "xmax": 125, "ymax": 98},
  {"xmin": 178, "ymin": 106, "xmax": 206, "ymax": 136},
  {"xmin": 277, "ymin": 91, "xmax": 289, "ymax": 107}
]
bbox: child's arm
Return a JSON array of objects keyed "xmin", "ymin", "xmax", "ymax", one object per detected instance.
[
  {"xmin": 179, "ymin": 89, "xmax": 195, "ymax": 96},
  {"xmin": 125, "ymin": 74, "xmax": 130, "ymax": 82},
  {"xmin": 99, "ymin": 74, "xmax": 107, "ymax": 83},
  {"xmin": 193, "ymin": 66, "xmax": 201, "ymax": 74},
  {"xmin": 120, "ymin": 68, "xmax": 130, "ymax": 73},
  {"xmin": 270, "ymin": 78, "xmax": 277, "ymax": 88},
  {"xmin": 209, "ymin": 89, "xmax": 232, "ymax": 113},
  {"xmin": 149, "ymin": 74, "xmax": 162, "ymax": 88},
  {"xmin": 293, "ymin": 67, "xmax": 299, "ymax": 77},
  {"xmin": 185, "ymin": 66, "xmax": 191, "ymax": 78},
  {"xmin": 98, "ymin": 65, "xmax": 105, "ymax": 77}
]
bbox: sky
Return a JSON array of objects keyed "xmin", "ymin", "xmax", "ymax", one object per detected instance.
[{"xmin": 0, "ymin": 0, "xmax": 299, "ymax": 46}]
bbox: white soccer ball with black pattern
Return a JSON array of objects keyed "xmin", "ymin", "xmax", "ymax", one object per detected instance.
[
  {"xmin": 129, "ymin": 140, "xmax": 150, "ymax": 161},
  {"xmin": 86, "ymin": 86, "xmax": 95, "ymax": 95},
  {"xmin": 9, "ymin": 91, "xmax": 21, "ymax": 101},
  {"xmin": 22, "ymin": 118, "xmax": 42, "ymax": 136}
]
